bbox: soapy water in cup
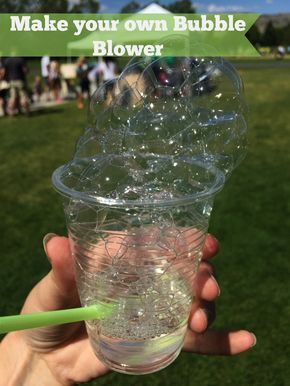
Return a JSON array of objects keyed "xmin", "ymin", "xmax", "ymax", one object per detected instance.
[{"xmin": 73, "ymin": 224, "xmax": 205, "ymax": 372}]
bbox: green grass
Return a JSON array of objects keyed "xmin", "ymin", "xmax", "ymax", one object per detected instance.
[{"xmin": 0, "ymin": 64, "xmax": 290, "ymax": 385}]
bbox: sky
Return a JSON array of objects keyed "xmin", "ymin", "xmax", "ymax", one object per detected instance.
[{"xmin": 90, "ymin": 0, "xmax": 290, "ymax": 14}]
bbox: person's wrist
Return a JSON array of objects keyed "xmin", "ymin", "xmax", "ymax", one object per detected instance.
[{"xmin": 0, "ymin": 332, "xmax": 72, "ymax": 386}]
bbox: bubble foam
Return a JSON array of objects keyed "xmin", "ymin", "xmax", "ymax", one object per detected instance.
[{"xmin": 53, "ymin": 57, "xmax": 247, "ymax": 204}]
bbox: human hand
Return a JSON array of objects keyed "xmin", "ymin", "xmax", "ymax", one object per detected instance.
[
  {"xmin": 0, "ymin": 233, "xmax": 256, "ymax": 386},
  {"xmin": 185, "ymin": 234, "xmax": 256, "ymax": 354}
]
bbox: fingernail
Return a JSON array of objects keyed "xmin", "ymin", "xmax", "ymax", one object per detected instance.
[
  {"xmin": 211, "ymin": 274, "xmax": 221, "ymax": 296},
  {"xmin": 251, "ymin": 333, "xmax": 257, "ymax": 347},
  {"xmin": 43, "ymin": 233, "xmax": 57, "ymax": 259}
]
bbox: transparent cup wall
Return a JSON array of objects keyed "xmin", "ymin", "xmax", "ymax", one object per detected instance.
[
  {"xmin": 65, "ymin": 194, "xmax": 215, "ymax": 373},
  {"xmin": 52, "ymin": 56, "xmax": 247, "ymax": 374}
]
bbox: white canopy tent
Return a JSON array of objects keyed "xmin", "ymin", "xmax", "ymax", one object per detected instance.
[{"xmin": 137, "ymin": 3, "xmax": 171, "ymax": 14}]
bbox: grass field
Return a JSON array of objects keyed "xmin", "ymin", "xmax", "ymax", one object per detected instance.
[{"xmin": 0, "ymin": 63, "xmax": 289, "ymax": 386}]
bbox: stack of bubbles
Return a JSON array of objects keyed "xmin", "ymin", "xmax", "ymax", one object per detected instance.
[{"xmin": 59, "ymin": 57, "xmax": 247, "ymax": 204}]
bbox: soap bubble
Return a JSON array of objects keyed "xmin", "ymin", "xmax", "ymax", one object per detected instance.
[{"xmin": 56, "ymin": 57, "xmax": 247, "ymax": 204}]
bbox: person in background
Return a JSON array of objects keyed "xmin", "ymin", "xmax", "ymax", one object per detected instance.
[
  {"xmin": 0, "ymin": 57, "xmax": 8, "ymax": 116},
  {"xmin": 33, "ymin": 75, "xmax": 43, "ymax": 103},
  {"xmin": 87, "ymin": 57, "xmax": 119, "ymax": 99},
  {"xmin": 97, "ymin": 57, "xmax": 119, "ymax": 83},
  {"xmin": 49, "ymin": 60, "xmax": 62, "ymax": 102},
  {"xmin": 41, "ymin": 56, "xmax": 51, "ymax": 101},
  {"xmin": 88, "ymin": 59, "xmax": 101, "ymax": 92},
  {"xmin": 76, "ymin": 57, "xmax": 90, "ymax": 110},
  {"xmin": 277, "ymin": 45, "xmax": 286, "ymax": 59},
  {"xmin": 3, "ymin": 56, "xmax": 30, "ymax": 116}
]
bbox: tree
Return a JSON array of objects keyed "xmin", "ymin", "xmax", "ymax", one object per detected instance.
[
  {"xmin": 165, "ymin": 0, "xmax": 196, "ymax": 13},
  {"xmin": 0, "ymin": 0, "xmax": 100, "ymax": 13},
  {"xmin": 31, "ymin": 0, "xmax": 69, "ymax": 12},
  {"xmin": 120, "ymin": 1, "xmax": 140, "ymax": 13},
  {"xmin": 70, "ymin": 0, "xmax": 100, "ymax": 13},
  {"xmin": 246, "ymin": 23, "xmax": 261, "ymax": 47},
  {"xmin": 0, "ymin": 0, "xmax": 31, "ymax": 12},
  {"xmin": 284, "ymin": 24, "xmax": 290, "ymax": 45},
  {"xmin": 280, "ymin": 24, "xmax": 290, "ymax": 46},
  {"xmin": 261, "ymin": 21, "xmax": 278, "ymax": 47}
]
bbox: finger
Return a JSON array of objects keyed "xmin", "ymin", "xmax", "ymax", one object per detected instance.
[
  {"xmin": 22, "ymin": 235, "xmax": 79, "ymax": 314},
  {"xmin": 202, "ymin": 234, "xmax": 219, "ymax": 260},
  {"xmin": 194, "ymin": 265, "xmax": 220, "ymax": 301},
  {"xmin": 199, "ymin": 260, "xmax": 214, "ymax": 275},
  {"xmin": 188, "ymin": 301, "xmax": 216, "ymax": 333},
  {"xmin": 21, "ymin": 235, "xmax": 81, "ymax": 349},
  {"xmin": 183, "ymin": 329, "xmax": 257, "ymax": 355},
  {"xmin": 45, "ymin": 235, "xmax": 76, "ymax": 294}
]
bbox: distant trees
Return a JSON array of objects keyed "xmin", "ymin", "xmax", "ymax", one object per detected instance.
[
  {"xmin": 275, "ymin": 23, "xmax": 290, "ymax": 46},
  {"xmin": 164, "ymin": 0, "xmax": 196, "ymax": 13},
  {"xmin": 247, "ymin": 20, "xmax": 290, "ymax": 47},
  {"xmin": 246, "ymin": 23, "xmax": 261, "ymax": 46},
  {"xmin": 0, "ymin": 0, "xmax": 69, "ymax": 12},
  {"xmin": 70, "ymin": 0, "xmax": 100, "ymax": 13},
  {"xmin": 261, "ymin": 21, "xmax": 278, "ymax": 47},
  {"xmin": 120, "ymin": 1, "xmax": 140, "ymax": 13},
  {"xmin": 0, "ymin": 0, "xmax": 33, "ymax": 12},
  {"xmin": 0, "ymin": 0, "xmax": 100, "ymax": 13}
]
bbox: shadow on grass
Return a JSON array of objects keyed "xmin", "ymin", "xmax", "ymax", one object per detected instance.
[
  {"xmin": 30, "ymin": 108, "xmax": 65, "ymax": 117},
  {"xmin": 0, "ymin": 108, "xmax": 65, "ymax": 120}
]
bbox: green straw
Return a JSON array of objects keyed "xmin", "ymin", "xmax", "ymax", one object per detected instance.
[{"xmin": 0, "ymin": 304, "xmax": 114, "ymax": 334}]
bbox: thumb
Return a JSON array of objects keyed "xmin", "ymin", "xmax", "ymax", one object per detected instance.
[
  {"xmin": 22, "ymin": 234, "xmax": 79, "ymax": 314},
  {"xmin": 21, "ymin": 235, "xmax": 81, "ymax": 350},
  {"xmin": 45, "ymin": 234, "xmax": 77, "ymax": 297}
]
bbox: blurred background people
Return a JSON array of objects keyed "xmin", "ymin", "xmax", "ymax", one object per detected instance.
[
  {"xmin": 276, "ymin": 45, "xmax": 286, "ymax": 59},
  {"xmin": 33, "ymin": 75, "xmax": 43, "ymax": 103},
  {"xmin": 76, "ymin": 56, "xmax": 90, "ymax": 109},
  {"xmin": 49, "ymin": 60, "xmax": 62, "ymax": 102},
  {"xmin": 88, "ymin": 57, "xmax": 119, "ymax": 94},
  {"xmin": 3, "ymin": 57, "xmax": 30, "ymax": 116},
  {"xmin": 0, "ymin": 57, "xmax": 9, "ymax": 116},
  {"xmin": 41, "ymin": 55, "xmax": 51, "ymax": 101},
  {"xmin": 98, "ymin": 57, "xmax": 119, "ymax": 83}
]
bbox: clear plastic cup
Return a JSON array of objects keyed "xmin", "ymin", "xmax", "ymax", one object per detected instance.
[
  {"xmin": 52, "ymin": 56, "xmax": 246, "ymax": 374},
  {"xmin": 52, "ymin": 154, "xmax": 224, "ymax": 374}
]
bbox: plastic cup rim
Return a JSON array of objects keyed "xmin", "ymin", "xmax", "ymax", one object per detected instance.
[{"xmin": 52, "ymin": 157, "xmax": 225, "ymax": 208}]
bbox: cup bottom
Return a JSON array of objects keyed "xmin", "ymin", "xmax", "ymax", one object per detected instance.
[
  {"xmin": 97, "ymin": 346, "xmax": 183, "ymax": 375},
  {"xmin": 86, "ymin": 318, "xmax": 187, "ymax": 375}
]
